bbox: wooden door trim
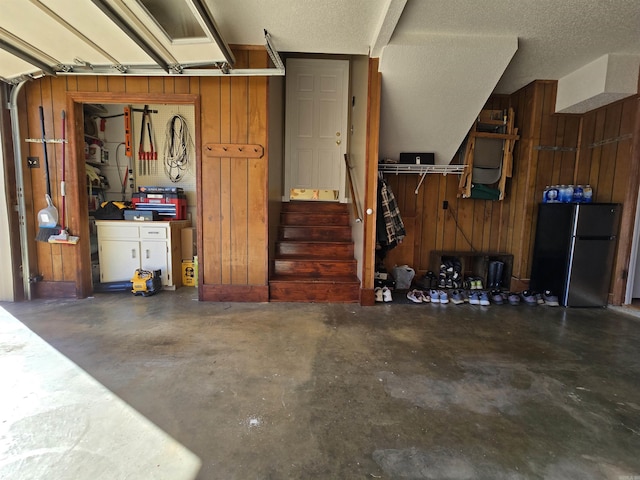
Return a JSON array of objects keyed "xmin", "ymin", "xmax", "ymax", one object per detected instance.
[
  {"xmin": 66, "ymin": 92, "xmax": 200, "ymax": 298},
  {"xmin": 361, "ymin": 58, "xmax": 381, "ymax": 306}
]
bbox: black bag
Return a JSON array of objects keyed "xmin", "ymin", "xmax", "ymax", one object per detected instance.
[{"xmin": 93, "ymin": 201, "xmax": 134, "ymax": 220}]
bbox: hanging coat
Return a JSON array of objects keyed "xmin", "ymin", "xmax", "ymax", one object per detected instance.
[{"xmin": 376, "ymin": 176, "xmax": 406, "ymax": 253}]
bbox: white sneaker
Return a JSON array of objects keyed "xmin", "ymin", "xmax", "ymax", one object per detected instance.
[
  {"xmin": 420, "ymin": 290, "xmax": 431, "ymax": 303},
  {"xmin": 374, "ymin": 287, "xmax": 383, "ymax": 302},
  {"xmin": 382, "ymin": 287, "xmax": 393, "ymax": 303},
  {"xmin": 406, "ymin": 289, "xmax": 423, "ymax": 303}
]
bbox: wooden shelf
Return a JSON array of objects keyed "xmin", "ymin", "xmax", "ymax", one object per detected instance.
[
  {"xmin": 378, "ymin": 164, "xmax": 466, "ymax": 175},
  {"xmin": 379, "ymin": 163, "xmax": 467, "ymax": 194}
]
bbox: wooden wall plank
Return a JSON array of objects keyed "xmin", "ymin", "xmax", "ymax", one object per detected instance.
[
  {"xmin": 107, "ymin": 77, "xmax": 126, "ymax": 93},
  {"xmin": 587, "ymin": 109, "xmax": 607, "ymax": 201},
  {"xmin": 77, "ymin": 76, "xmax": 99, "ymax": 93},
  {"xmin": 51, "ymin": 77, "xmax": 77, "ymax": 283},
  {"xmin": 174, "ymin": 77, "xmax": 190, "ymax": 94},
  {"xmin": 413, "ymin": 175, "xmax": 427, "ymax": 270},
  {"xmin": 612, "ymin": 96, "xmax": 640, "ymax": 304},
  {"xmin": 97, "ymin": 77, "xmax": 109, "ymax": 93},
  {"xmin": 163, "ymin": 77, "xmax": 176, "ymax": 94},
  {"xmin": 597, "ymin": 103, "xmax": 623, "ymax": 201},
  {"xmin": 124, "ymin": 77, "xmax": 149, "ymax": 94},
  {"xmin": 230, "ymin": 75, "xmax": 249, "ymax": 284},
  {"xmin": 247, "ymin": 50, "xmax": 269, "ymax": 285},
  {"xmin": 576, "ymin": 114, "xmax": 595, "ymax": 182},
  {"xmin": 200, "ymin": 77, "xmax": 222, "ymax": 285},
  {"xmin": 420, "ymin": 175, "xmax": 439, "ymax": 270},
  {"xmin": 148, "ymin": 77, "xmax": 165, "ymax": 94},
  {"xmin": 219, "ymin": 77, "xmax": 232, "ymax": 284}
]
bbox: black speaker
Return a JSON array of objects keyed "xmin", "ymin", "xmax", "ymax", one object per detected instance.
[{"xmin": 399, "ymin": 152, "xmax": 435, "ymax": 164}]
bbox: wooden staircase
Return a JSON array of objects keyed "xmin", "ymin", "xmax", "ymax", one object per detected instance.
[{"xmin": 269, "ymin": 201, "xmax": 361, "ymax": 303}]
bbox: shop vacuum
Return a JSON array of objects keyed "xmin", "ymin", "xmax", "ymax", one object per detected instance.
[{"xmin": 93, "ymin": 269, "xmax": 162, "ymax": 296}]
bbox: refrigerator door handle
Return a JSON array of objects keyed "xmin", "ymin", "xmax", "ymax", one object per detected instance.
[{"xmin": 576, "ymin": 235, "xmax": 616, "ymax": 241}]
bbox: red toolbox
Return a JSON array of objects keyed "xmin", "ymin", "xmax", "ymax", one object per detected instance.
[{"xmin": 131, "ymin": 192, "xmax": 187, "ymax": 220}]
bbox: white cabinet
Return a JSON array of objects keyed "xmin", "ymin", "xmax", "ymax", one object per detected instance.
[{"xmin": 96, "ymin": 220, "xmax": 191, "ymax": 289}]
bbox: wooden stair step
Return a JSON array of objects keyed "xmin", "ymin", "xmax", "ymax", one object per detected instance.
[
  {"xmin": 280, "ymin": 211, "xmax": 350, "ymax": 226},
  {"xmin": 279, "ymin": 225, "xmax": 352, "ymax": 241},
  {"xmin": 276, "ymin": 241, "xmax": 354, "ymax": 258},
  {"xmin": 273, "ymin": 258, "xmax": 357, "ymax": 277},
  {"xmin": 282, "ymin": 201, "xmax": 348, "ymax": 214},
  {"xmin": 269, "ymin": 275, "xmax": 360, "ymax": 303}
]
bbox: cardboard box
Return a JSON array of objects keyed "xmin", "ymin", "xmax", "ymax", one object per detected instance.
[
  {"xmin": 181, "ymin": 227, "xmax": 196, "ymax": 260},
  {"xmin": 182, "ymin": 261, "xmax": 196, "ymax": 287}
]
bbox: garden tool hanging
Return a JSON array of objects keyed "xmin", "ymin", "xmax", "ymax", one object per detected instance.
[{"xmin": 137, "ymin": 105, "xmax": 157, "ymax": 176}]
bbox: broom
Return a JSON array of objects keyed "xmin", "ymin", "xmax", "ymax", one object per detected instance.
[
  {"xmin": 49, "ymin": 110, "xmax": 79, "ymax": 245},
  {"xmin": 36, "ymin": 106, "xmax": 61, "ymax": 242}
]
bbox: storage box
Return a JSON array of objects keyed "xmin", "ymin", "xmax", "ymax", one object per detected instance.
[
  {"xmin": 399, "ymin": 152, "xmax": 435, "ymax": 165},
  {"xmin": 182, "ymin": 261, "xmax": 196, "ymax": 287},
  {"xmin": 181, "ymin": 227, "xmax": 196, "ymax": 260},
  {"xmin": 124, "ymin": 210, "xmax": 160, "ymax": 221},
  {"xmin": 131, "ymin": 193, "xmax": 188, "ymax": 220}
]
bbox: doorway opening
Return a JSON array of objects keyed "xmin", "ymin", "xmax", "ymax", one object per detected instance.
[
  {"xmin": 284, "ymin": 58, "xmax": 350, "ymax": 203},
  {"xmin": 67, "ymin": 92, "xmax": 200, "ymax": 297}
]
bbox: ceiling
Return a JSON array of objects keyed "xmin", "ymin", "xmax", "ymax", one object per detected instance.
[{"xmin": 1, "ymin": 0, "xmax": 639, "ymax": 163}]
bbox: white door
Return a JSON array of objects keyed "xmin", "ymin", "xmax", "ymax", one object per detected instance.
[{"xmin": 285, "ymin": 58, "xmax": 349, "ymax": 202}]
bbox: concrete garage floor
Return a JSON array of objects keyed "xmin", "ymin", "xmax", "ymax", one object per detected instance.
[{"xmin": 1, "ymin": 289, "xmax": 640, "ymax": 480}]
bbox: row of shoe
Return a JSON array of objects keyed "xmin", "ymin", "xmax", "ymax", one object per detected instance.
[
  {"xmin": 405, "ymin": 288, "xmax": 559, "ymax": 306},
  {"xmin": 416, "ymin": 270, "xmax": 487, "ymax": 291}
]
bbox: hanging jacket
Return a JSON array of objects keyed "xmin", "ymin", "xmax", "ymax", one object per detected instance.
[{"xmin": 376, "ymin": 176, "xmax": 406, "ymax": 251}]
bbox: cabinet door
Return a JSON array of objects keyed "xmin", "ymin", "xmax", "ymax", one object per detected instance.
[
  {"xmin": 141, "ymin": 241, "xmax": 170, "ymax": 285},
  {"xmin": 99, "ymin": 240, "xmax": 140, "ymax": 282}
]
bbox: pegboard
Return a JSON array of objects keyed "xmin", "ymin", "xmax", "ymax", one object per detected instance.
[{"xmin": 130, "ymin": 104, "xmax": 197, "ymax": 216}]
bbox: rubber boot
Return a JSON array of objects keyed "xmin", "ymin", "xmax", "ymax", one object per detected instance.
[
  {"xmin": 494, "ymin": 261, "xmax": 504, "ymax": 289},
  {"xmin": 487, "ymin": 261, "xmax": 497, "ymax": 289}
]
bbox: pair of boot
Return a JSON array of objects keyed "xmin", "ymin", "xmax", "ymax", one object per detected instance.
[{"xmin": 487, "ymin": 261, "xmax": 504, "ymax": 289}]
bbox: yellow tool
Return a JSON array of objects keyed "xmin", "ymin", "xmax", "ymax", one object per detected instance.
[{"xmin": 131, "ymin": 269, "xmax": 162, "ymax": 296}]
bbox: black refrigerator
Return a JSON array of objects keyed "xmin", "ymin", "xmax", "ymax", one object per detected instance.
[{"xmin": 530, "ymin": 203, "xmax": 621, "ymax": 307}]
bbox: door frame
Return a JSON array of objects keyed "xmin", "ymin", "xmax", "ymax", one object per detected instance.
[
  {"xmin": 283, "ymin": 57, "xmax": 350, "ymax": 202},
  {"xmin": 66, "ymin": 92, "xmax": 200, "ymax": 298}
]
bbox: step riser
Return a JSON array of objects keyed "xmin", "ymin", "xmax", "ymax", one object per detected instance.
[
  {"xmin": 279, "ymin": 226, "xmax": 352, "ymax": 241},
  {"xmin": 282, "ymin": 201, "xmax": 349, "ymax": 214},
  {"xmin": 276, "ymin": 242, "xmax": 354, "ymax": 258},
  {"xmin": 274, "ymin": 259, "xmax": 357, "ymax": 277},
  {"xmin": 281, "ymin": 212, "xmax": 350, "ymax": 226},
  {"xmin": 269, "ymin": 282, "xmax": 360, "ymax": 303}
]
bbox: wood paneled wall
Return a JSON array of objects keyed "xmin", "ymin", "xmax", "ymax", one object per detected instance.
[
  {"xmin": 383, "ymin": 80, "xmax": 639, "ymax": 302},
  {"xmin": 199, "ymin": 50, "xmax": 269, "ymax": 302},
  {"xmin": 17, "ymin": 48, "xmax": 270, "ymax": 301}
]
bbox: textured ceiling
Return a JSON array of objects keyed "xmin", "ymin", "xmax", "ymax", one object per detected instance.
[
  {"xmin": 393, "ymin": 0, "xmax": 640, "ymax": 94},
  {"xmin": 207, "ymin": 0, "xmax": 388, "ymax": 55}
]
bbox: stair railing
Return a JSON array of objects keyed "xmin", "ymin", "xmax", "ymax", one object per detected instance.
[{"xmin": 344, "ymin": 154, "xmax": 363, "ymax": 223}]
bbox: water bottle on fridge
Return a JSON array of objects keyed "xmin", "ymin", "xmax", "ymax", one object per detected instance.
[{"xmin": 583, "ymin": 185, "xmax": 593, "ymax": 203}]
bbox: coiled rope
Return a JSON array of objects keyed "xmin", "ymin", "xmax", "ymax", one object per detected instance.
[{"xmin": 163, "ymin": 114, "xmax": 192, "ymax": 182}]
